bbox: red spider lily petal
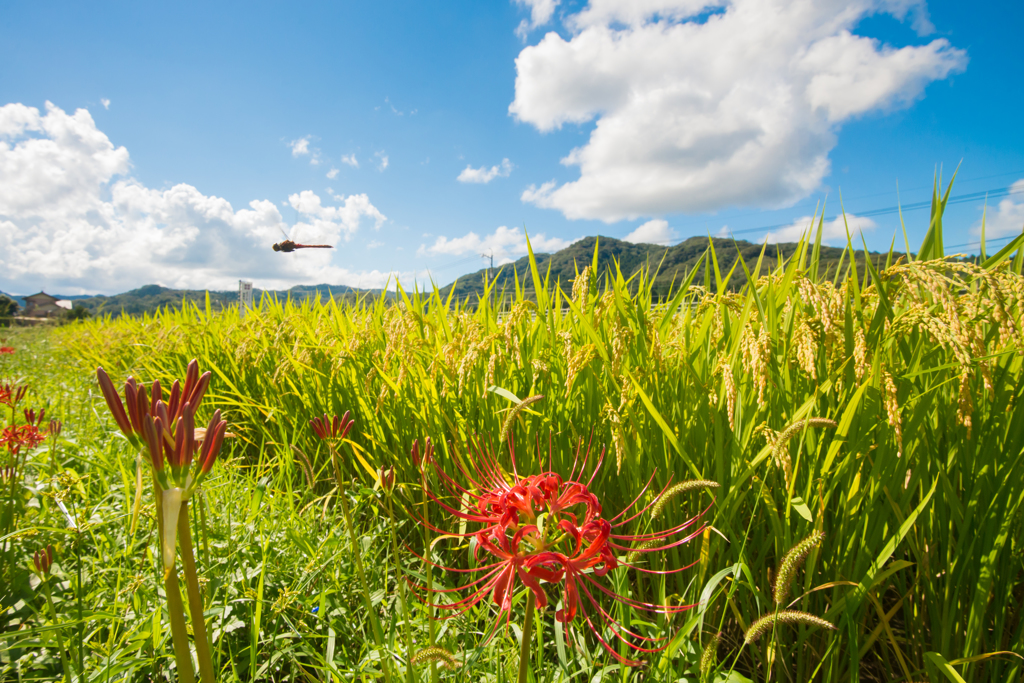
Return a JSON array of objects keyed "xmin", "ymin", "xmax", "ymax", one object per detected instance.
[
  {"xmin": 167, "ymin": 380, "xmax": 182, "ymax": 422},
  {"xmin": 181, "ymin": 360, "xmax": 199, "ymax": 408},
  {"xmin": 339, "ymin": 410, "xmax": 353, "ymax": 439},
  {"xmin": 122, "ymin": 379, "xmax": 144, "ymax": 434},
  {"xmin": 142, "ymin": 414, "xmax": 164, "ymax": 471},
  {"xmin": 608, "ymin": 471, "xmax": 663, "ymax": 526},
  {"xmin": 176, "ymin": 403, "xmax": 195, "ymax": 470},
  {"xmin": 188, "ymin": 371, "xmax": 212, "ymax": 413},
  {"xmin": 380, "ymin": 465, "xmax": 396, "ymax": 492},
  {"xmin": 97, "ymin": 368, "xmax": 133, "ymax": 436},
  {"xmin": 199, "ymin": 410, "xmax": 227, "ymax": 475},
  {"xmin": 49, "ymin": 419, "xmax": 62, "ymax": 438},
  {"xmin": 150, "ymin": 380, "xmax": 163, "ymax": 415},
  {"xmin": 0, "ymin": 346, "xmax": 14, "ymax": 354},
  {"xmin": 610, "ymin": 502, "xmax": 712, "ymax": 542}
]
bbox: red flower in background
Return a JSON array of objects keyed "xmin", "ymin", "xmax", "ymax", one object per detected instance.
[
  {"xmin": 1, "ymin": 383, "xmax": 28, "ymax": 408},
  {"xmin": 0, "ymin": 346, "xmax": 14, "ymax": 355},
  {"xmin": 1, "ymin": 424, "xmax": 47, "ymax": 455},
  {"xmin": 414, "ymin": 435, "xmax": 712, "ymax": 665}
]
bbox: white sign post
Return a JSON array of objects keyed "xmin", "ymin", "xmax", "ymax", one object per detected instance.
[{"xmin": 238, "ymin": 280, "xmax": 253, "ymax": 318}]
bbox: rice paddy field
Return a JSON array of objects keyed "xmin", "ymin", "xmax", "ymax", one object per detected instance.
[{"xmin": 3, "ymin": 193, "xmax": 1024, "ymax": 682}]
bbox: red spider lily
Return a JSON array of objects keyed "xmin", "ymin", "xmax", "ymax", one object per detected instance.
[
  {"xmin": 33, "ymin": 545, "xmax": 55, "ymax": 575},
  {"xmin": 49, "ymin": 419, "xmax": 62, "ymax": 437},
  {"xmin": 96, "ymin": 361, "xmax": 211, "ymax": 448},
  {"xmin": 1, "ymin": 424, "xmax": 48, "ymax": 455},
  {"xmin": 0, "ymin": 346, "xmax": 14, "ymax": 355},
  {"xmin": 141, "ymin": 403, "xmax": 228, "ymax": 493},
  {"xmin": 23, "ymin": 408, "xmax": 45, "ymax": 427},
  {"xmin": 310, "ymin": 411, "xmax": 354, "ymax": 441},
  {"xmin": 380, "ymin": 465, "xmax": 396, "ymax": 492},
  {"xmin": 412, "ymin": 435, "xmax": 712, "ymax": 665},
  {"xmin": 0, "ymin": 383, "xmax": 28, "ymax": 408}
]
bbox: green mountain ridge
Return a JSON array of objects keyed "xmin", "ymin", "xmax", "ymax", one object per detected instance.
[
  {"xmin": 4, "ymin": 235, "xmax": 907, "ymax": 318},
  {"xmin": 437, "ymin": 235, "xmax": 904, "ymax": 302}
]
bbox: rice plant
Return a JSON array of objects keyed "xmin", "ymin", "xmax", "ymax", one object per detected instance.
[{"xmin": 2, "ymin": 176, "xmax": 1023, "ymax": 682}]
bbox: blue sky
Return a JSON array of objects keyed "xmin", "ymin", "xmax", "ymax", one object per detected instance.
[{"xmin": 1, "ymin": 0, "xmax": 1022, "ymax": 295}]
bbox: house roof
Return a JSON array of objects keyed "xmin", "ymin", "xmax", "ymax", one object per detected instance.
[{"xmin": 24, "ymin": 292, "xmax": 58, "ymax": 304}]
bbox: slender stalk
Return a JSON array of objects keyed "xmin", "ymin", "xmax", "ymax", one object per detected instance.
[
  {"xmin": 178, "ymin": 499, "xmax": 216, "ymax": 683},
  {"xmin": 42, "ymin": 580, "xmax": 72, "ymax": 683},
  {"xmin": 518, "ymin": 591, "xmax": 537, "ymax": 683},
  {"xmin": 384, "ymin": 488, "xmax": 416, "ymax": 683},
  {"xmin": 420, "ymin": 466, "xmax": 438, "ymax": 683},
  {"xmin": 330, "ymin": 444, "xmax": 392, "ymax": 683},
  {"xmin": 165, "ymin": 568, "xmax": 198, "ymax": 683},
  {"xmin": 154, "ymin": 482, "xmax": 197, "ymax": 683}
]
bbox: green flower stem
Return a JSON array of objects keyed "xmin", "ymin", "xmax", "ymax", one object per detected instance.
[
  {"xmin": 154, "ymin": 483, "xmax": 197, "ymax": 683},
  {"xmin": 518, "ymin": 591, "xmax": 537, "ymax": 683},
  {"xmin": 330, "ymin": 443, "xmax": 391, "ymax": 683},
  {"xmin": 42, "ymin": 580, "xmax": 72, "ymax": 683},
  {"xmin": 384, "ymin": 488, "xmax": 415, "ymax": 683},
  {"xmin": 420, "ymin": 468, "xmax": 438, "ymax": 683},
  {"xmin": 165, "ymin": 567, "xmax": 197, "ymax": 683},
  {"xmin": 178, "ymin": 499, "xmax": 216, "ymax": 683}
]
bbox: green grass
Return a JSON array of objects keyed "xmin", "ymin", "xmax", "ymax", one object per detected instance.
[{"xmin": 4, "ymin": 182, "xmax": 1024, "ymax": 682}]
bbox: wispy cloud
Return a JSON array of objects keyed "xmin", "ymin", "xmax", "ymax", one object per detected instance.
[
  {"xmin": 100, "ymin": 98, "xmax": 110, "ymax": 110},
  {"xmin": 457, "ymin": 158, "xmax": 513, "ymax": 184},
  {"xmin": 289, "ymin": 136, "xmax": 311, "ymax": 157},
  {"xmin": 762, "ymin": 214, "xmax": 876, "ymax": 245},
  {"xmin": 624, "ymin": 219, "xmax": 676, "ymax": 245},
  {"xmin": 418, "ymin": 225, "xmax": 573, "ymax": 263},
  {"xmin": 973, "ymin": 179, "xmax": 1024, "ymax": 239},
  {"xmin": 375, "ymin": 151, "xmax": 389, "ymax": 172},
  {"xmin": 341, "ymin": 153, "xmax": 359, "ymax": 168},
  {"xmin": 326, "ymin": 168, "xmax": 339, "ymax": 179},
  {"xmin": 289, "ymin": 136, "xmax": 322, "ymax": 165},
  {"xmin": 514, "ymin": 0, "xmax": 559, "ymax": 39}
]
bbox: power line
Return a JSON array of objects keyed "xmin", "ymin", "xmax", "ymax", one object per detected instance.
[{"xmin": 642, "ymin": 183, "xmax": 1024, "ymax": 247}]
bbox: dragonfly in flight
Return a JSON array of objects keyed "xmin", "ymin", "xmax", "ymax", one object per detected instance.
[
  {"xmin": 272, "ymin": 240, "xmax": 333, "ymax": 253},
  {"xmin": 271, "ymin": 224, "xmax": 333, "ymax": 253}
]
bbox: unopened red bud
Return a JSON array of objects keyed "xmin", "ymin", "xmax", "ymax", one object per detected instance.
[{"xmin": 380, "ymin": 465, "xmax": 396, "ymax": 493}]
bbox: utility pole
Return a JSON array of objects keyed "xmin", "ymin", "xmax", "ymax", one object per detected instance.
[{"xmin": 481, "ymin": 251, "xmax": 494, "ymax": 277}]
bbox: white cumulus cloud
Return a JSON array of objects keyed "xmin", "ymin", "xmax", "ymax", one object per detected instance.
[
  {"xmin": 326, "ymin": 168, "xmax": 339, "ymax": 179},
  {"xmin": 973, "ymin": 179, "xmax": 1024, "ymax": 240},
  {"xmin": 624, "ymin": 219, "xmax": 677, "ymax": 244},
  {"xmin": 511, "ymin": 0, "xmax": 967, "ymax": 222},
  {"xmin": 457, "ymin": 158, "xmax": 513, "ymax": 184},
  {"xmin": 418, "ymin": 225, "xmax": 574, "ymax": 264},
  {"xmin": 0, "ymin": 101, "xmax": 395, "ymax": 294},
  {"xmin": 762, "ymin": 212, "xmax": 876, "ymax": 245}
]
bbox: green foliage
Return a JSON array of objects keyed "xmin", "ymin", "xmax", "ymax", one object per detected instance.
[
  {"xmin": 440, "ymin": 234, "xmax": 903, "ymax": 302},
  {"xmin": 4, "ymin": 189, "xmax": 1024, "ymax": 681},
  {"xmin": 0, "ymin": 293, "xmax": 17, "ymax": 321}
]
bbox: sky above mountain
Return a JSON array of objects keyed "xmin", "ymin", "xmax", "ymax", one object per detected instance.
[{"xmin": 1, "ymin": 0, "xmax": 1022, "ymax": 295}]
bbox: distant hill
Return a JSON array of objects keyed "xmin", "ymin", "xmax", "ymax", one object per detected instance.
[
  {"xmin": 3, "ymin": 235, "xmax": 908, "ymax": 318},
  {"xmin": 0, "ymin": 291, "xmax": 94, "ymax": 310},
  {"xmin": 2, "ymin": 283, "xmax": 392, "ymax": 318},
  {"xmin": 438, "ymin": 235, "xmax": 907, "ymax": 303}
]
